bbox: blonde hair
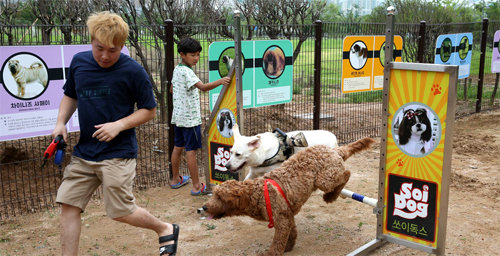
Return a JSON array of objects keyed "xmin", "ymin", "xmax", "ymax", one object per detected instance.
[{"xmin": 87, "ymin": 11, "xmax": 129, "ymax": 47}]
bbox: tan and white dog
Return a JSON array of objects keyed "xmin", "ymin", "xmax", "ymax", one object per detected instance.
[
  {"xmin": 225, "ymin": 124, "xmax": 338, "ymax": 180},
  {"xmin": 8, "ymin": 59, "xmax": 48, "ymax": 97}
]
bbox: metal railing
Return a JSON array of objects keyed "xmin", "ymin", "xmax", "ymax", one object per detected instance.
[{"xmin": 1, "ymin": 19, "xmax": 499, "ymax": 218}]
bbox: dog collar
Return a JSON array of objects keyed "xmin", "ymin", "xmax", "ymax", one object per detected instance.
[
  {"xmin": 259, "ymin": 129, "xmax": 294, "ymax": 167},
  {"xmin": 263, "ymin": 178, "xmax": 291, "ymax": 229}
]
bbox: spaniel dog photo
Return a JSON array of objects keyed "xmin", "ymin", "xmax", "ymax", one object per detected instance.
[
  {"xmin": 350, "ymin": 43, "xmax": 368, "ymax": 69},
  {"xmin": 8, "ymin": 59, "xmax": 48, "ymax": 97},
  {"xmin": 398, "ymin": 108, "xmax": 433, "ymax": 155},
  {"xmin": 217, "ymin": 110, "xmax": 233, "ymax": 138},
  {"xmin": 263, "ymin": 47, "xmax": 285, "ymax": 77},
  {"xmin": 200, "ymin": 137, "xmax": 375, "ymax": 255}
]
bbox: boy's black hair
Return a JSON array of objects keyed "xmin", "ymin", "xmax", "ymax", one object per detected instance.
[{"xmin": 177, "ymin": 37, "xmax": 202, "ymax": 54}]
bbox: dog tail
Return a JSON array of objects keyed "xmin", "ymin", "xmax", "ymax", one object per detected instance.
[
  {"xmin": 335, "ymin": 137, "xmax": 375, "ymax": 161},
  {"xmin": 30, "ymin": 61, "xmax": 43, "ymax": 68}
]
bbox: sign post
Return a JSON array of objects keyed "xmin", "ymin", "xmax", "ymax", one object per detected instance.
[
  {"xmin": 349, "ymin": 7, "xmax": 458, "ymax": 255},
  {"xmin": 204, "ymin": 11, "xmax": 244, "ymax": 186}
]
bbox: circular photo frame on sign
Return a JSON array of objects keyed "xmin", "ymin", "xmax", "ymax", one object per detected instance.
[
  {"xmin": 458, "ymin": 35, "xmax": 470, "ymax": 60},
  {"xmin": 216, "ymin": 108, "xmax": 236, "ymax": 138},
  {"xmin": 262, "ymin": 45, "xmax": 286, "ymax": 79},
  {"xmin": 218, "ymin": 47, "xmax": 245, "ymax": 78},
  {"xmin": 439, "ymin": 38, "xmax": 453, "ymax": 63},
  {"xmin": 379, "ymin": 42, "xmax": 397, "ymax": 67},
  {"xmin": 392, "ymin": 103, "xmax": 441, "ymax": 157},
  {"xmin": 1, "ymin": 52, "xmax": 49, "ymax": 100},
  {"xmin": 349, "ymin": 40, "xmax": 368, "ymax": 70}
]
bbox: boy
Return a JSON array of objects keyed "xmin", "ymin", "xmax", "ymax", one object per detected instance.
[
  {"xmin": 170, "ymin": 37, "xmax": 230, "ymax": 195},
  {"xmin": 52, "ymin": 11, "xmax": 178, "ymax": 255}
]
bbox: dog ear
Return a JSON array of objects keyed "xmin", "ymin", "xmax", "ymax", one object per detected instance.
[
  {"xmin": 248, "ymin": 136, "xmax": 261, "ymax": 151},
  {"xmin": 398, "ymin": 119, "xmax": 410, "ymax": 145},
  {"xmin": 232, "ymin": 123, "xmax": 241, "ymax": 139}
]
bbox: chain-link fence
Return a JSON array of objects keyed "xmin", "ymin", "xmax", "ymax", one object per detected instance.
[{"xmin": 1, "ymin": 19, "xmax": 499, "ymax": 219}]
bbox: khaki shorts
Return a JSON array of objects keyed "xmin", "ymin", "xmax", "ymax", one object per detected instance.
[{"xmin": 56, "ymin": 156, "xmax": 137, "ymax": 218}]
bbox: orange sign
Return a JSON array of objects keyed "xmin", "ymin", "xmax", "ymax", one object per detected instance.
[
  {"xmin": 373, "ymin": 36, "xmax": 403, "ymax": 90},
  {"xmin": 342, "ymin": 36, "xmax": 403, "ymax": 93},
  {"xmin": 381, "ymin": 64, "xmax": 457, "ymax": 251},
  {"xmin": 205, "ymin": 72, "xmax": 239, "ymax": 185}
]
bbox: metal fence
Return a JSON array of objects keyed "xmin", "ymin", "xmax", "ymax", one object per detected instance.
[{"xmin": 1, "ymin": 19, "xmax": 499, "ymax": 219}]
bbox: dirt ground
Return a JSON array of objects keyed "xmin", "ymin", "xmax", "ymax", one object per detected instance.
[{"xmin": 1, "ymin": 109, "xmax": 499, "ymax": 256}]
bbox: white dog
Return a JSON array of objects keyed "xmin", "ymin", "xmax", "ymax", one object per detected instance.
[
  {"xmin": 8, "ymin": 59, "xmax": 48, "ymax": 97},
  {"xmin": 225, "ymin": 124, "xmax": 338, "ymax": 180}
]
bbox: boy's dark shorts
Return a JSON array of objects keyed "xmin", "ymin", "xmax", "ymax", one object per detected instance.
[{"xmin": 173, "ymin": 125, "xmax": 202, "ymax": 151}]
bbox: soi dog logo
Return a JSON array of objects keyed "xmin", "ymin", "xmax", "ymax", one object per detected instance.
[
  {"xmin": 393, "ymin": 183, "xmax": 429, "ymax": 219},
  {"xmin": 214, "ymin": 147, "xmax": 230, "ymax": 171}
]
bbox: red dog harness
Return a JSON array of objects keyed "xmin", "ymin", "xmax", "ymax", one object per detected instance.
[{"xmin": 263, "ymin": 178, "xmax": 292, "ymax": 228}]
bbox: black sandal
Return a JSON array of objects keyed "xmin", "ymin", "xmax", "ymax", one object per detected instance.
[{"xmin": 159, "ymin": 224, "xmax": 179, "ymax": 256}]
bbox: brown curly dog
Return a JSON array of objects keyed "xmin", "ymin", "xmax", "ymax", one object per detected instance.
[{"xmin": 201, "ymin": 137, "xmax": 375, "ymax": 256}]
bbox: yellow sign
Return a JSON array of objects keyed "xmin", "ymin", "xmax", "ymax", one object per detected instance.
[
  {"xmin": 382, "ymin": 66, "xmax": 455, "ymax": 248},
  {"xmin": 373, "ymin": 36, "xmax": 403, "ymax": 90},
  {"xmin": 342, "ymin": 36, "xmax": 403, "ymax": 93},
  {"xmin": 206, "ymin": 72, "xmax": 239, "ymax": 185}
]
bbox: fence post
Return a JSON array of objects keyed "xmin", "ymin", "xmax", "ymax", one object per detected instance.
[
  {"xmin": 313, "ymin": 20, "xmax": 322, "ymax": 130},
  {"xmin": 491, "ymin": 73, "xmax": 499, "ymax": 106},
  {"xmin": 417, "ymin": 21, "xmax": 426, "ymax": 63},
  {"xmin": 476, "ymin": 18, "xmax": 489, "ymax": 113},
  {"xmin": 165, "ymin": 19, "xmax": 175, "ymax": 179},
  {"xmin": 464, "ymin": 78, "xmax": 468, "ymax": 101}
]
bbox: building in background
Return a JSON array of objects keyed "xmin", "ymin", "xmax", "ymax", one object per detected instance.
[{"xmin": 332, "ymin": 0, "xmax": 384, "ymax": 16}]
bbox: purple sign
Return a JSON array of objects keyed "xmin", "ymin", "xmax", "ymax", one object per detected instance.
[
  {"xmin": 492, "ymin": 30, "xmax": 500, "ymax": 73},
  {"xmin": 0, "ymin": 45, "xmax": 129, "ymax": 141}
]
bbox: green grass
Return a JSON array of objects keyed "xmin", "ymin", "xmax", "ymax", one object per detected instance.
[
  {"xmin": 457, "ymin": 82, "xmax": 500, "ymax": 101},
  {"xmin": 333, "ymin": 90, "xmax": 383, "ymax": 104}
]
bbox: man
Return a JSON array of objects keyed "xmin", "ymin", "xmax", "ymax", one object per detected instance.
[{"xmin": 51, "ymin": 11, "xmax": 178, "ymax": 256}]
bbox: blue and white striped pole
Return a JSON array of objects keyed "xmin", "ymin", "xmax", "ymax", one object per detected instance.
[{"xmin": 341, "ymin": 189, "xmax": 377, "ymax": 208}]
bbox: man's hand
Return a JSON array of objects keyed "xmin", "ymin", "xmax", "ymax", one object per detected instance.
[
  {"xmin": 51, "ymin": 123, "xmax": 68, "ymax": 142},
  {"xmin": 92, "ymin": 120, "xmax": 125, "ymax": 142}
]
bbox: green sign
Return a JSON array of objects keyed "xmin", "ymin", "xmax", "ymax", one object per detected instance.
[{"xmin": 208, "ymin": 40, "xmax": 293, "ymax": 109}]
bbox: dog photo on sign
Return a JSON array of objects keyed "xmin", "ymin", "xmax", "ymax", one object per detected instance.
[
  {"xmin": 393, "ymin": 104, "xmax": 439, "ymax": 156},
  {"xmin": 262, "ymin": 46, "xmax": 286, "ymax": 78},
  {"xmin": 216, "ymin": 108, "xmax": 235, "ymax": 138},
  {"xmin": 350, "ymin": 42, "xmax": 368, "ymax": 70},
  {"xmin": 3, "ymin": 54, "xmax": 48, "ymax": 99}
]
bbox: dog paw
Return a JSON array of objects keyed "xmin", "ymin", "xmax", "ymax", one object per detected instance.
[
  {"xmin": 431, "ymin": 84, "xmax": 442, "ymax": 95},
  {"xmin": 397, "ymin": 158, "xmax": 404, "ymax": 167}
]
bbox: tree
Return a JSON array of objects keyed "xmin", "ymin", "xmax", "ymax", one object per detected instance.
[
  {"xmin": 365, "ymin": 0, "xmax": 467, "ymax": 63},
  {"xmin": 53, "ymin": 0, "xmax": 91, "ymax": 44},
  {"xmin": 234, "ymin": 0, "xmax": 257, "ymax": 39},
  {"xmin": 29, "ymin": 0, "xmax": 57, "ymax": 45},
  {"xmin": 485, "ymin": 1, "xmax": 500, "ymax": 20},
  {"xmin": 0, "ymin": 0, "xmax": 22, "ymax": 45},
  {"xmin": 235, "ymin": 0, "xmax": 327, "ymax": 62},
  {"xmin": 341, "ymin": 4, "xmax": 363, "ymax": 23},
  {"xmin": 366, "ymin": 0, "xmax": 455, "ymax": 24},
  {"xmin": 320, "ymin": 2, "xmax": 342, "ymax": 22}
]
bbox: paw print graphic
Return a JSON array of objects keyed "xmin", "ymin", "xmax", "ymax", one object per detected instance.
[
  {"xmin": 431, "ymin": 84, "xmax": 442, "ymax": 96},
  {"xmin": 397, "ymin": 159, "xmax": 404, "ymax": 167}
]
